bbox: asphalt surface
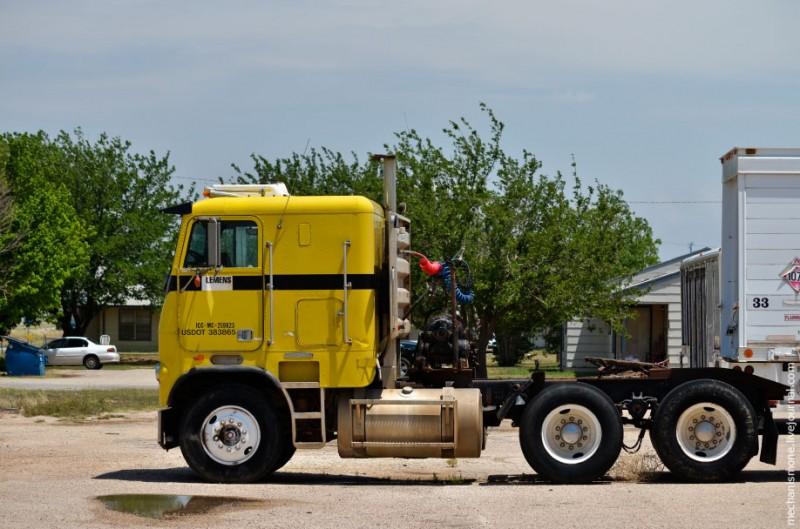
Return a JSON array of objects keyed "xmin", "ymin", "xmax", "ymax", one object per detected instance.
[
  {"xmin": 0, "ymin": 367, "xmax": 157, "ymax": 390},
  {"xmin": 0, "ymin": 409, "xmax": 795, "ymax": 529}
]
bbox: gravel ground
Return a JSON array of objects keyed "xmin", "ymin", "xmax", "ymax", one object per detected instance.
[
  {"xmin": 0, "ymin": 368, "xmax": 157, "ymax": 390},
  {"xmin": 0, "ymin": 411, "xmax": 794, "ymax": 529}
]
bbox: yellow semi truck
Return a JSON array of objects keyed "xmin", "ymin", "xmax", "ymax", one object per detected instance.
[{"xmin": 157, "ymin": 155, "xmax": 787, "ymax": 484}]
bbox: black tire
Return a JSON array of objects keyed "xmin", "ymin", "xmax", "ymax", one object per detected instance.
[
  {"xmin": 83, "ymin": 355, "xmax": 100, "ymax": 370},
  {"xmin": 179, "ymin": 383, "xmax": 283, "ymax": 483},
  {"xmin": 269, "ymin": 438, "xmax": 296, "ymax": 474},
  {"xmin": 650, "ymin": 379, "xmax": 756, "ymax": 482},
  {"xmin": 519, "ymin": 383, "xmax": 623, "ymax": 483}
]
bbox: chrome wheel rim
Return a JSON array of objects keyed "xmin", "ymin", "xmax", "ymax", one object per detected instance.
[
  {"xmin": 675, "ymin": 402, "xmax": 736, "ymax": 462},
  {"xmin": 541, "ymin": 404, "xmax": 602, "ymax": 464},
  {"xmin": 400, "ymin": 358, "xmax": 411, "ymax": 378},
  {"xmin": 201, "ymin": 406, "xmax": 261, "ymax": 466}
]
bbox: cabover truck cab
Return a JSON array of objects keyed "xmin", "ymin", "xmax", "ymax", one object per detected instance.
[{"xmin": 159, "ymin": 156, "xmax": 787, "ymax": 484}]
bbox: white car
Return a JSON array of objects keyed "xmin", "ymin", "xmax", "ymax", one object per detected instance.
[{"xmin": 43, "ymin": 337, "xmax": 120, "ymax": 369}]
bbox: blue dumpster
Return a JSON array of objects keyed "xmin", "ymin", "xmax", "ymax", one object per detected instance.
[{"xmin": 2, "ymin": 336, "xmax": 46, "ymax": 376}]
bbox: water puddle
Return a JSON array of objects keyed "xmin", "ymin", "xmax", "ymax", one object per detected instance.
[{"xmin": 97, "ymin": 494, "xmax": 260, "ymax": 519}]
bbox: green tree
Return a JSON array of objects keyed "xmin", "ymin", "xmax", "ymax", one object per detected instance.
[
  {"xmin": 231, "ymin": 146, "xmax": 381, "ymax": 197},
  {"xmin": 0, "ymin": 133, "xmax": 87, "ymax": 333},
  {"xmin": 230, "ymin": 105, "xmax": 659, "ymax": 376},
  {"xmin": 51, "ymin": 129, "xmax": 188, "ymax": 334}
]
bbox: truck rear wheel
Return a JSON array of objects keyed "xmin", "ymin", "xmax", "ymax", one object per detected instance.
[
  {"xmin": 519, "ymin": 383, "xmax": 622, "ymax": 483},
  {"xmin": 650, "ymin": 379, "xmax": 756, "ymax": 482},
  {"xmin": 179, "ymin": 384, "xmax": 283, "ymax": 483}
]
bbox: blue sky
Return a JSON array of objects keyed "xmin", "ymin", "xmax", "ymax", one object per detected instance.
[{"xmin": 2, "ymin": 1, "xmax": 799, "ymax": 259}]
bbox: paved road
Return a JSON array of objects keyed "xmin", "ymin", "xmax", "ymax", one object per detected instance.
[{"xmin": 0, "ymin": 368, "xmax": 157, "ymax": 390}]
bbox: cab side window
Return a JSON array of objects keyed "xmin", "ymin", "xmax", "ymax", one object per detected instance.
[
  {"xmin": 184, "ymin": 221, "xmax": 208, "ymax": 267},
  {"xmin": 220, "ymin": 221, "xmax": 258, "ymax": 268}
]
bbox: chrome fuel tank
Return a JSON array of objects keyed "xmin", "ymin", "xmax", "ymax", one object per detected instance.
[{"xmin": 337, "ymin": 386, "xmax": 483, "ymax": 458}]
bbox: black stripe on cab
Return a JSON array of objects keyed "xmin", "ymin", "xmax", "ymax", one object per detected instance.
[{"xmin": 165, "ymin": 274, "xmax": 377, "ymax": 292}]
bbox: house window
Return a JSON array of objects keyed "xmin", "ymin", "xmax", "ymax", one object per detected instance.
[{"xmin": 119, "ymin": 308, "xmax": 152, "ymax": 341}]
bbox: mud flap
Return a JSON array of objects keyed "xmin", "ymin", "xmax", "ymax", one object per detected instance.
[
  {"xmin": 158, "ymin": 407, "xmax": 180, "ymax": 450},
  {"xmin": 760, "ymin": 410, "xmax": 778, "ymax": 465}
]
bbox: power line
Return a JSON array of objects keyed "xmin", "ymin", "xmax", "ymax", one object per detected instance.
[
  {"xmin": 171, "ymin": 176, "xmax": 221, "ymax": 184},
  {"xmin": 628, "ymin": 200, "xmax": 720, "ymax": 204}
]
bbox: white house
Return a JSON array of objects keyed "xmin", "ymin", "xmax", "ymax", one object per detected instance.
[{"xmin": 561, "ymin": 248, "xmax": 711, "ymax": 370}]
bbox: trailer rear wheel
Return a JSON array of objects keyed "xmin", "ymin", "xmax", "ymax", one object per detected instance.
[
  {"xmin": 179, "ymin": 383, "xmax": 282, "ymax": 483},
  {"xmin": 519, "ymin": 383, "xmax": 623, "ymax": 483},
  {"xmin": 650, "ymin": 379, "xmax": 756, "ymax": 482}
]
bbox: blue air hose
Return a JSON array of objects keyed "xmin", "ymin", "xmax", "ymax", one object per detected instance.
[{"xmin": 438, "ymin": 263, "xmax": 474, "ymax": 304}]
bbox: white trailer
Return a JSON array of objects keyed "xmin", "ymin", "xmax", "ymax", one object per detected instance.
[{"xmin": 720, "ymin": 147, "xmax": 800, "ymax": 395}]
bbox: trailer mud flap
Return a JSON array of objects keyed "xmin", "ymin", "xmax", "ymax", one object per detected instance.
[{"xmin": 760, "ymin": 411, "xmax": 779, "ymax": 465}]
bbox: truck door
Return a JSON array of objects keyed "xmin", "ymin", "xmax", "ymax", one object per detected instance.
[{"xmin": 176, "ymin": 217, "xmax": 264, "ymax": 353}]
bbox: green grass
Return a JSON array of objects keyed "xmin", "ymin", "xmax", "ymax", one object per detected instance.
[
  {"xmin": 0, "ymin": 388, "xmax": 158, "ymax": 418},
  {"xmin": 487, "ymin": 366, "xmax": 577, "ymax": 379},
  {"xmin": 486, "ymin": 349, "xmax": 579, "ymax": 379}
]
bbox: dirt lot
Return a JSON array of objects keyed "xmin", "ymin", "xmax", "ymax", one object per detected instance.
[{"xmin": 0, "ymin": 409, "xmax": 794, "ymax": 529}]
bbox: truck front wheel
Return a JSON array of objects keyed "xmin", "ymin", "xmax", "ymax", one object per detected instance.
[
  {"xmin": 650, "ymin": 379, "xmax": 756, "ymax": 482},
  {"xmin": 519, "ymin": 383, "xmax": 623, "ymax": 483},
  {"xmin": 179, "ymin": 384, "xmax": 283, "ymax": 483},
  {"xmin": 269, "ymin": 436, "xmax": 296, "ymax": 474}
]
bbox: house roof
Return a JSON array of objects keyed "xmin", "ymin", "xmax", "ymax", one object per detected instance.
[{"xmin": 625, "ymin": 247, "xmax": 712, "ymax": 291}]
